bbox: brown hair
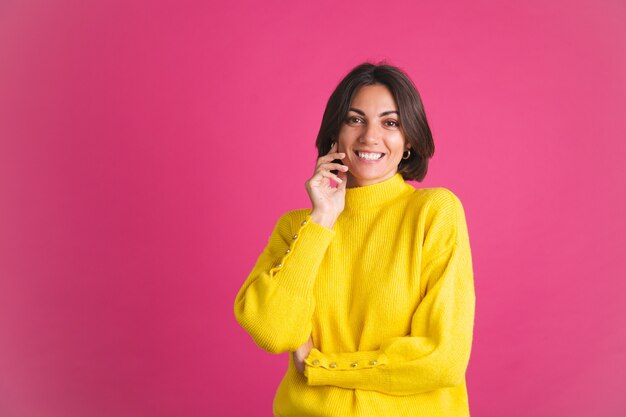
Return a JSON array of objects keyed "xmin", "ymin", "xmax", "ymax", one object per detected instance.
[{"xmin": 315, "ymin": 62, "xmax": 434, "ymax": 182}]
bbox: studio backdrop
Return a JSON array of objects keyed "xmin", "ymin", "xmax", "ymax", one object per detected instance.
[{"xmin": 0, "ymin": 0, "xmax": 625, "ymax": 416}]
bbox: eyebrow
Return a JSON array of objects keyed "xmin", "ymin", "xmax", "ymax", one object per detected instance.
[{"xmin": 348, "ymin": 107, "xmax": 399, "ymax": 117}]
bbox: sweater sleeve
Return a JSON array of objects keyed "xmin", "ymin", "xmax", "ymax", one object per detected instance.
[
  {"xmin": 303, "ymin": 191, "xmax": 475, "ymax": 395},
  {"xmin": 234, "ymin": 210, "xmax": 336, "ymax": 354}
]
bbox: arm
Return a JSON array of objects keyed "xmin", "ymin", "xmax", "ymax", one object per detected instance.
[
  {"xmin": 234, "ymin": 211, "xmax": 336, "ymax": 354},
  {"xmin": 303, "ymin": 191, "xmax": 475, "ymax": 395}
]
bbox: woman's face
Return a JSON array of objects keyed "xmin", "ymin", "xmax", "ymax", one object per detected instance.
[{"xmin": 336, "ymin": 84, "xmax": 410, "ymax": 188}]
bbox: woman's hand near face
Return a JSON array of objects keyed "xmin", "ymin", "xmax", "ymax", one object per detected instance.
[
  {"xmin": 293, "ymin": 335, "xmax": 314, "ymax": 374},
  {"xmin": 305, "ymin": 142, "xmax": 349, "ymax": 229}
]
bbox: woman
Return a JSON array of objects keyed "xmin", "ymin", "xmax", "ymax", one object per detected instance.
[{"xmin": 234, "ymin": 62, "xmax": 476, "ymax": 417}]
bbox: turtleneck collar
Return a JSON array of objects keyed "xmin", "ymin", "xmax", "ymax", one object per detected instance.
[{"xmin": 344, "ymin": 173, "xmax": 412, "ymax": 212}]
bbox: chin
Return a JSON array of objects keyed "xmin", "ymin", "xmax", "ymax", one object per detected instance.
[{"xmin": 350, "ymin": 169, "xmax": 395, "ymax": 185}]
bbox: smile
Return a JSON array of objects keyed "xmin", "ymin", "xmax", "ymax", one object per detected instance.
[{"xmin": 356, "ymin": 151, "xmax": 384, "ymax": 161}]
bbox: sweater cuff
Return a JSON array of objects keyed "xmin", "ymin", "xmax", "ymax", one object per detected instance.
[
  {"xmin": 303, "ymin": 348, "xmax": 389, "ymax": 386},
  {"xmin": 270, "ymin": 214, "xmax": 335, "ymax": 298}
]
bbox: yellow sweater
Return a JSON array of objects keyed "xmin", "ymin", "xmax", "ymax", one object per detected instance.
[{"xmin": 234, "ymin": 173, "xmax": 476, "ymax": 417}]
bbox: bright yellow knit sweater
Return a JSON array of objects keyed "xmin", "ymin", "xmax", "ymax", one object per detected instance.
[{"xmin": 234, "ymin": 173, "xmax": 475, "ymax": 417}]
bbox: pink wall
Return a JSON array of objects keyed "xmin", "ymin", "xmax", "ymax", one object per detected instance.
[{"xmin": 1, "ymin": 0, "xmax": 625, "ymax": 416}]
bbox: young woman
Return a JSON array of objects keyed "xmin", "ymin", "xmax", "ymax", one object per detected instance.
[{"xmin": 234, "ymin": 62, "xmax": 476, "ymax": 417}]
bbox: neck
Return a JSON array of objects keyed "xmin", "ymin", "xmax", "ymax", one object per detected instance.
[
  {"xmin": 346, "ymin": 171, "xmax": 397, "ymax": 189},
  {"xmin": 344, "ymin": 173, "xmax": 412, "ymax": 212}
]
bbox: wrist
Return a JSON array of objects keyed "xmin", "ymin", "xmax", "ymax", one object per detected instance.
[{"xmin": 309, "ymin": 210, "xmax": 337, "ymax": 229}]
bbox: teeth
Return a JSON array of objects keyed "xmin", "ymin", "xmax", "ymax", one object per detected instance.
[{"xmin": 357, "ymin": 151, "xmax": 383, "ymax": 160}]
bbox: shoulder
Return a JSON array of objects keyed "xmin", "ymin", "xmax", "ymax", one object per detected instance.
[
  {"xmin": 409, "ymin": 186, "xmax": 470, "ymax": 252},
  {"xmin": 408, "ymin": 186, "xmax": 466, "ymax": 217}
]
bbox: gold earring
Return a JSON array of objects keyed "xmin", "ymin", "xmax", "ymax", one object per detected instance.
[{"xmin": 402, "ymin": 149, "xmax": 411, "ymax": 160}]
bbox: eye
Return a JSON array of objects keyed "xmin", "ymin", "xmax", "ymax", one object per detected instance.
[
  {"xmin": 384, "ymin": 120, "xmax": 400, "ymax": 127},
  {"xmin": 346, "ymin": 116, "xmax": 364, "ymax": 124}
]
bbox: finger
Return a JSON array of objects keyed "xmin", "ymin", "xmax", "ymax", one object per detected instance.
[
  {"xmin": 319, "ymin": 151, "xmax": 346, "ymax": 159},
  {"xmin": 310, "ymin": 169, "xmax": 339, "ymax": 185},
  {"xmin": 317, "ymin": 152, "xmax": 345, "ymax": 166},
  {"xmin": 318, "ymin": 169, "xmax": 343, "ymax": 184},
  {"xmin": 337, "ymin": 170, "xmax": 348, "ymax": 190},
  {"xmin": 317, "ymin": 162, "xmax": 349, "ymax": 172},
  {"xmin": 337, "ymin": 177, "xmax": 347, "ymax": 191}
]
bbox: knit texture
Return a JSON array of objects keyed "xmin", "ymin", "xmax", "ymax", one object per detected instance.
[{"xmin": 234, "ymin": 173, "xmax": 475, "ymax": 417}]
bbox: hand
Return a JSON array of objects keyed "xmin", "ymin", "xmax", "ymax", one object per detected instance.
[
  {"xmin": 305, "ymin": 142, "xmax": 349, "ymax": 228},
  {"xmin": 292, "ymin": 335, "xmax": 314, "ymax": 374}
]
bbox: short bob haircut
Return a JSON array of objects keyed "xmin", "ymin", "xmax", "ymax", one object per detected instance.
[{"xmin": 315, "ymin": 62, "xmax": 434, "ymax": 182}]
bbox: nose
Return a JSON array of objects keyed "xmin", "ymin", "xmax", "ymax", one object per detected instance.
[{"xmin": 359, "ymin": 122, "xmax": 381, "ymax": 145}]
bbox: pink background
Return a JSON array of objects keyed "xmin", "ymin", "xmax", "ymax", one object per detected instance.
[{"xmin": 1, "ymin": 0, "xmax": 625, "ymax": 416}]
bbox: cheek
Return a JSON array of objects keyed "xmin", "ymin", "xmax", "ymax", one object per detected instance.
[
  {"xmin": 337, "ymin": 132, "xmax": 356, "ymax": 151},
  {"xmin": 390, "ymin": 135, "xmax": 407, "ymax": 152}
]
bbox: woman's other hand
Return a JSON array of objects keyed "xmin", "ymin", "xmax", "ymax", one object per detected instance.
[
  {"xmin": 292, "ymin": 336, "xmax": 314, "ymax": 374},
  {"xmin": 305, "ymin": 142, "xmax": 348, "ymax": 229}
]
